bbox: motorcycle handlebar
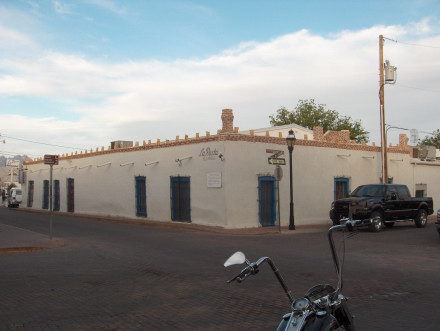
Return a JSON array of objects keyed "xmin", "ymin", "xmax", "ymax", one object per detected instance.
[{"xmin": 227, "ymin": 263, "xmax": 259, "ymax": 283}]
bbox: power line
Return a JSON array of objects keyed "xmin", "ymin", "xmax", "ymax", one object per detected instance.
[
  {"xmin": 0, "ymin": 133, "xmax": 85, "ymax": 150},
  {"xmin": 396, "ymin": 40, "xmax": 440, "ymax": 49},
  {"xmin": 0, "ymin": 150, "xmax": 40, "ymax": 157},
  {"xmin": 395, "ymin": 83, "xmax": 440, "ymax": 93},
  {"xmin": 383, "ymin": 35, "xmax": 440, "ymax": 49}
]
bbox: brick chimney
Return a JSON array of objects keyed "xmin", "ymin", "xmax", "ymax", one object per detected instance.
[{"xmin": 221, "ymin": 109, "xmax": 234, "ymax": 133}]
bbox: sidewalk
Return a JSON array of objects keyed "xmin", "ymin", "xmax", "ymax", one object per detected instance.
[{"xmin": 0, "ymin": 223, "xmax": 64, "ymax": 254}]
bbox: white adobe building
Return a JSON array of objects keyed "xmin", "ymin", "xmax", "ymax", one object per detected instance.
[{"xmin": 22, "ymin": 109, "xmax": 440, "ymax": 229}]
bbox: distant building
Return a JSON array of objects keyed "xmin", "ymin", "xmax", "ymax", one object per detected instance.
[{"xmin": 110, "ymin": 141, "xmax": 133, "ymax": 150}]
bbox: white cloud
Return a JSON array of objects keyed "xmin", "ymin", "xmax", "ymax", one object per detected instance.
[
  {"xmin": 53, "ymin": 1, "xmax": 74, "ymax": 14},
  {"xmin": 1, "ymin": 19, "xmax": 440, "ymax": 156},
  {"xmin": 84, "ymin": 0, "xmax": 128, "ymax": 16}
]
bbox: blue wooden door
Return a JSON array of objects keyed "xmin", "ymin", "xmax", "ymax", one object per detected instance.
[
  {"xmin": 43, "ymin": 180, "xmax": 49, "ymax": 209},
  {"xmin": 67, "ymin": 178, "xmax": 74, "ymax": 212},
  {"xmin": 135, "ymin": 176, "xmax": 147, "ymax": 217},
  {"xmin": 27, "ymin": 181, "xmax": 34, "ymax": 208},
  {"xmin": 334, "ymin": 178, "xmax": 349, "ymax": 200},
  {"xmin": 171, "ymin": 177, "xmax": 190, "ymax": 222},
  {"xmin": 53, "ymin": 180, "xmax": 60, "ymax": 211},
  {"xmin": 259, "ymin": 176, "xmax": 276, "ymax": 226}
]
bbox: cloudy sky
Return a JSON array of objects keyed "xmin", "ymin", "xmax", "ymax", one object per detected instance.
[{"xmin": 1, "ymin": 0, "xmax": 440, "ymax": 158}]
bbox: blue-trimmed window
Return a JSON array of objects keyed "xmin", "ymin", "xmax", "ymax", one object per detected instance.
[
  {"xmin": 258, "ymin": 176, "xmax": 276, "ymax": 226},
  {"xmin": 43, "ymin": 180, "xmax": 49, "ymax": 209},
  {"xmin": 54, "ymin": 180, "xmax": 60, "ymax": 211},
  {"xmin": 334, "ymin": 177, "xmax": 349, "ymax": 200},
  {"xmin": 135, "ymin": 176, "xmax": 147, "ymax": 217},
  {"xmin": 170, "ymin": 176, "xmax": 191, "ymax": 222}
]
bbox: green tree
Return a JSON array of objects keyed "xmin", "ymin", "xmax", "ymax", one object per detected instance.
[
  {"xmin": 269, "ymin": 99, "xmax": 369, "ymax": 143},
  {"xmin": 418, "ymin": 129, "xmax": 440, "ymax": 148}
]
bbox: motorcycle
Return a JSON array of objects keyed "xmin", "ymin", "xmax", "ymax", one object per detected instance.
[{"xmin": 224, "ymin": 218, "xmax": 373, "ymax": 330}]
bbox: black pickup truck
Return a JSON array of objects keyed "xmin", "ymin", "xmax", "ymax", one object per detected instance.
[{"xmin": 330, "ymin": 184, "xmax": 434, "ymax": 232}]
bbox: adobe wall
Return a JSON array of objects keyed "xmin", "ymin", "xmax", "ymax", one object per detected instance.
[{"xmin": 22, "ymin": 109, "xmax": 438, "ymax": 229}]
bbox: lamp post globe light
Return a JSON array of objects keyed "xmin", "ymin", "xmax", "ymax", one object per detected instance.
[{"xmin": 286, "ymin": 129, "xmax": 296, "ymax": 230}]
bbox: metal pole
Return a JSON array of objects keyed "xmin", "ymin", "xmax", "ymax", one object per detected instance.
[
  {"xmin": 277, "ymin": 179, "xmax": 281, "ymax": 232},
  {"xmin": 379, "ymin": 34, "xmax": 388, "ymax": 183},
  {"xmin": 49, "ymin": 164, "xmax": 53, "ymax": 240},
  {"xmin": 288, "ymin": 147, "xmax": 295, "ymax": 230}
]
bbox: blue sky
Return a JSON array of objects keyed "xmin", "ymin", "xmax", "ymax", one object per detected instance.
[{"xmin": 1, "ymin": 0, "xmax": 440, "ymax": 157}]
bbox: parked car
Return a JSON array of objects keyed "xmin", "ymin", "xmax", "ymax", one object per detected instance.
[
  {"xmin": 330, "ymin": 184, "xmax": 434, "ymax": 232},
  {"xmin": 436, "ymin": 209, "xmax": 440, "ymax": 238},
  {"xmin": 8, "ymin": 188, "xmax": 23, "ymax": 208}
]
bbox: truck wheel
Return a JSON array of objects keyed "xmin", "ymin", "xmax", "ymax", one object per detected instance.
[
  {"xmin": 369, "ymin": 211, "xmax": 383, "ymax": 232},
  {"xmin": 415, "ymin": 209, "xmax": 427, "ymax": 228}
]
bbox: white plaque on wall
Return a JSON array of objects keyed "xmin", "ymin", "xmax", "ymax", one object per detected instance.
[{"xmin": 207, "ymin": 172, "xmax": 222, "ymax": 188}]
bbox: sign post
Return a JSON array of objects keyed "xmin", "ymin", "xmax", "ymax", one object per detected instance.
[
  {"xmin": 44, "ymin": 155, "xmax": 59, "ymax": 239},
  {"xmin": 274, "ymin": 166, "xmax": 283, "ymax": 232},
  {"xmin": 267, "ymin": 150, "xmax": 285, "ymax": 232}
]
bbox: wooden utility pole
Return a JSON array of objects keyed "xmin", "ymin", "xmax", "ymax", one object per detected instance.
[{"xmin": 379, "ymin": 35, "xmax": 388, "ymax": 183}]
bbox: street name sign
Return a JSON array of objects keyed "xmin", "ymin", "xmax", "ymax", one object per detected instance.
[
  {"xmin": 44, "ymin": 154, "xmax": 59, "ymax": 165},
  {"xmin": 268, "ymin": 158, "xmax": 286, "ymax": 165}
]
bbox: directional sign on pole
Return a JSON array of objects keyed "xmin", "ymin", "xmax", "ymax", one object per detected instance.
[
  {"xmin": 44, "ymin": 154, "xmax": 59, "ymax": 165},
  {"xmin": 268, "ymin": 158, "xmax": 286, "ymax": 165}
]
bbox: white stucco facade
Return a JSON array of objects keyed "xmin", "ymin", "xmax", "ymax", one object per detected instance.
[{"xmin": 21, "ymin": 109, "xmax": 440, "ymax": 229}]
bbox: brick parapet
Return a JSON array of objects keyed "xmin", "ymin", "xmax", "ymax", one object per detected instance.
[{"xmin": 24, "ymin": 132, "xmax": 410, "ymax": 166}]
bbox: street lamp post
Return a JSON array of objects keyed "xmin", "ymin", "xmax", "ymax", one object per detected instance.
[{"xmin": 286, "ymin": 129, "xmax": 296, "ymax": 230}]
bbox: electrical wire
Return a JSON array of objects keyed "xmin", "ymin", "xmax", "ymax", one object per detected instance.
[
  {"xmin": 395, "ymin": 83, "xmax": 440, "ymax": 93},
  {"xmin": 384, "ymin": 36, "xmax": 440, "ymax": 49},
  {"xmin": 396, "ymin": 41, "xmax": 440, "ymax": 49},
  {"xmin": 0, "ymin": 150, "xmax": 40, "ymax": 157},
  {"xmin": 0, "ymin": 134, "xmax": 85, "ymax": 150}
]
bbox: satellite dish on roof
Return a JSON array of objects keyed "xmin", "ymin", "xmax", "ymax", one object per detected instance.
[{"xmin": 410, "ymin": 129, "xmax": 418, "ymax": 145}]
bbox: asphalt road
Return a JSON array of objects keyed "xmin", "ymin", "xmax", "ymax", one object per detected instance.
[{"xmin": 1, "ymin": 207, "xmax": 439, "ymax": 330}]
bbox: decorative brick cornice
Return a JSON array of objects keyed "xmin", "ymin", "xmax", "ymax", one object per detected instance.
[{"xmin": 24, "ymin": 131, "xmax": 409, "ymax": 166}]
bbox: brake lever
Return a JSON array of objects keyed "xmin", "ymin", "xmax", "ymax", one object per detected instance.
[{"xmin": 226, "ymin": 264, "xmax": 258, "ymax": 283}]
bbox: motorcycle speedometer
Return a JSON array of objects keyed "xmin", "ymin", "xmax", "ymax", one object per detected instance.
[{"xmin": 292, "ymin": 297, "xmax": 310, "ymax": 312}]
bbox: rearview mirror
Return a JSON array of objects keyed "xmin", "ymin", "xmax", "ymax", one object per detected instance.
[{"xmin": 224, "ymin": 251, "xmax": 246, "ymax": 267}]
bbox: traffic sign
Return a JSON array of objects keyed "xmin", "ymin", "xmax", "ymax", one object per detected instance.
[
  {"xmin": 268, "ymin": 158, "xmax": 286, "ymax": 165},
  {"xmin": 44, "ymin": 154, "xmax": 59, "ymax": 165}
]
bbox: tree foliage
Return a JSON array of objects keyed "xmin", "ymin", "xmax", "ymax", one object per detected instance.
[
  {"xmin": 418, "ymin": 129, "xmax": 440, "ymax": 149},
  {"xmin": 269, "ymin": 99, "xmax": 369, "ymax": 143}
]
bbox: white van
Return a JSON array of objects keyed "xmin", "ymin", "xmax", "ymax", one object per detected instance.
[{"xmin": 8, "ymin": 188, "xmax": 23, "ymax": 208}]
